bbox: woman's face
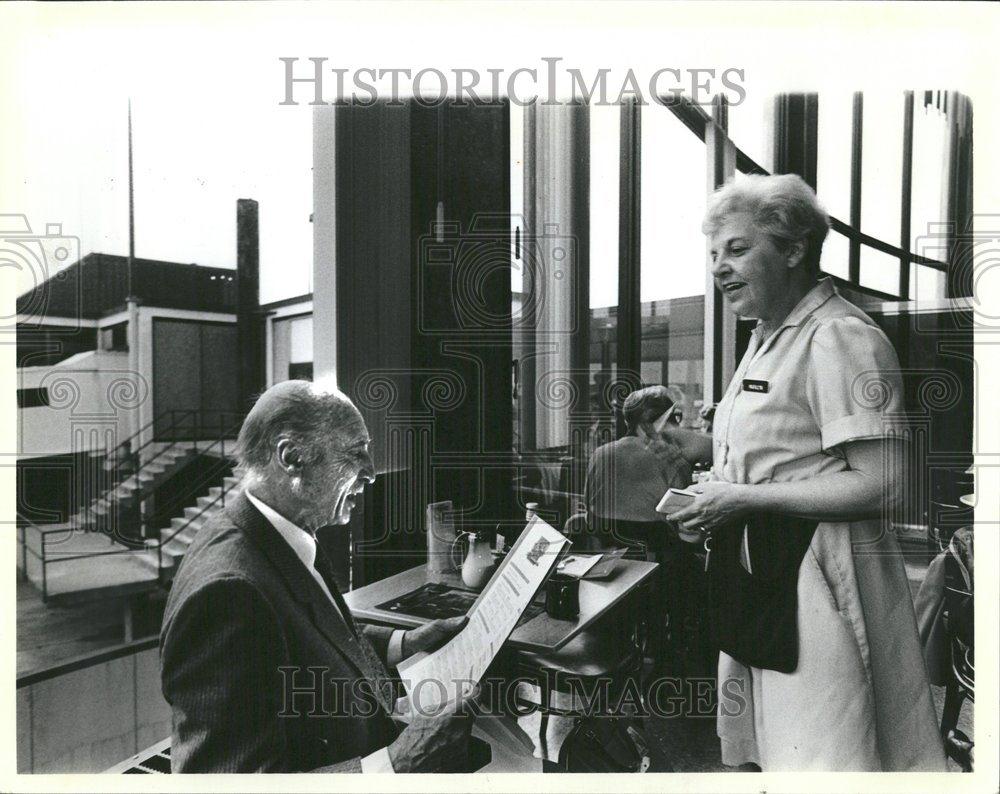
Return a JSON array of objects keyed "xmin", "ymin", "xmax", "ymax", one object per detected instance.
[{"xmin": 708, "ymin": 211, "xmax": 792, "ymax": 321}]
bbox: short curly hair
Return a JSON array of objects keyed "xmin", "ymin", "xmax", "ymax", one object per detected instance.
[{"xmin": 702, "ymin": 173, "xmax": 831, "ymax": 272}]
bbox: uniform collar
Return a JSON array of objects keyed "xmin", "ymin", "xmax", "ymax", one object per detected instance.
[{"xmin": 753, "ymin": 276, "xmax": 837, "ymax": 341}]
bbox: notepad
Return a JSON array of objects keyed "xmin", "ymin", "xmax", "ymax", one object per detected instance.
[
  {"xmin": 655, "ymin": 487, "xmax": 698, "ymax": 514},
  {"xmin": 557, "ymin": 547, "xmax": 627, "ymax": 579}
]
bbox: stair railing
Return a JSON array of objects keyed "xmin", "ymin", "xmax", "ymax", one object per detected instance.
[
  {"xmin": 154, "ymin": 415, "xmax": 245, "ymax": 581},
  {"xmin": 83, "ymin": 409, "xmax": 195, "ymax": 524},
  {"xmin": 89, "ymin": 410, "xmax": 245, "ymax": 534},
  {"xmin": 17, "ymin": 511, "xmax": 146, "ymax": 604},
  {"xmin": 20, "ymin": 411, "xmax": 246, "ymax": 599}
]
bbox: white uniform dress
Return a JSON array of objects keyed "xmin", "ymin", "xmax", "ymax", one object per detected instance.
[{"xmin": 711, "ymin": 277, "xmax": 946, "ymax": 771}]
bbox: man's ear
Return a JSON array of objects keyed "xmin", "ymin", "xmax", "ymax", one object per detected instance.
[
  {"xmin": 275, "ymin": 438, "xmax": 303, "ymax": 474},
  {"xmin": 786, "ymin": 239, "xmax": 807, "ymax": 269}
]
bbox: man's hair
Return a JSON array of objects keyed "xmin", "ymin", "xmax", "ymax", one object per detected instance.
[
  {"xmin": 236, "ymin": 378, "xmax": 359, "ymax": 473},
  {"xmin": 702, "ymin": 173, "xmax": 831, "ymax": 272},
  {"xmin": 622, "ymin": 386, "xmax": 674, "ymax": 434}
]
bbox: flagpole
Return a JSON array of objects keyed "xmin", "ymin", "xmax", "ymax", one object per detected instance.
[
  {"xmin": 127, "ymin": 98, "xmax": 135, "ymax": 298},
  {"xmin": 126, "ymin": 98, "xmax": 142, "ymax": 449}
]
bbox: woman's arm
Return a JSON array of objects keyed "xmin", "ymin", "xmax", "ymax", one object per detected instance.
[
  {"xmin": 664, "ymin": 438, "xmax": 905, "ymax": 531},
  {"xmin": 641, "ymin": 424, "xmax": 713, "ymax": 467},
  {"xmin": 743, "ymin": 438, "xmax": 904, "ymax": 521}
]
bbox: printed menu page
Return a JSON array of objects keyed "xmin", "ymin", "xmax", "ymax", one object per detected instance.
[{"xmin": 396, "ymin": 516, "xmax": 569, "ymax": 716}]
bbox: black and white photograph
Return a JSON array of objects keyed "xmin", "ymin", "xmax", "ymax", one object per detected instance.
[{"xmin": 3, "ymin": 2, "xmax": 998, "ymax": 790}]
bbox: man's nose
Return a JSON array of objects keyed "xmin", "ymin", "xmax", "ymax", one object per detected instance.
[{"xmin": 359, "ymin": 452, "xmax": 376, "ymax": 485}]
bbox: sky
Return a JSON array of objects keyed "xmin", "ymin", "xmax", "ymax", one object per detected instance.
[
  {"xmin": 3, "ymin": 3, "xmax": 994, "ymax": 309},
  {"xmin": 5, "ymin": 8, "xmax": 314, "ymax": 305}
]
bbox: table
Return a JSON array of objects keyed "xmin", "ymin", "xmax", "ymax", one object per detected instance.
[
  {"xmin": 344, "ymin": 559, "xmax": 658, "ymax": 653},
  {"xmin": 346, "ymin": 559, "xmax": 658, "ymax": 771}
]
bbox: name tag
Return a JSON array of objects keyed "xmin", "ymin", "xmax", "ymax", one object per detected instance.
[{"xmin": 742, "ymin": 379, "xmax": 769, "ymax": 393}]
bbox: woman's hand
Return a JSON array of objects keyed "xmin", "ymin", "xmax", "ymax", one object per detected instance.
[{"xmin": 662, "ymin": 481, "xmax": 751, "ymax": 534}]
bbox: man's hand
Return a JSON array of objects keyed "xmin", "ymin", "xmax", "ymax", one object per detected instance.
[
  {"xmin": 401, "ymin": 615, "xmax": 467, "ymax": 658},
  {"xmin": 386, "ymin": 702, "xmax": 474, "ymax": 773}
]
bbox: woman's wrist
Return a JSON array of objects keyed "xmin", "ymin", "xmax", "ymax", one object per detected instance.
[{"xmin": 733, "ymin": 483, "xmax": 761, "ymax": 515}]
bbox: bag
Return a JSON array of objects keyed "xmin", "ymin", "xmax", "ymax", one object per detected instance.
[
  {"xmin": 706, "ymin": 513, "xmax": 818, "ymax": 673},
  {"xmin": 558, "ymin": 716, "xmax": 652, "ymax": 773}
]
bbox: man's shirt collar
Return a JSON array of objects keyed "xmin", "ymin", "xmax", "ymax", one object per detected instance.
[{"xmin": 244, "ymin": 488, "xmax": 318, "ymax": 573}]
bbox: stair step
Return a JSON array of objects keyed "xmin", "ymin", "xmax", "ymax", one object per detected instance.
[
  {"xmin": 164, "ymin": 518, "xmax": 201, "ymax": 540},
  {"xmin": 135, "ymin": 550, "xmax": 166, "ymax": 573},
  {"xmin": 163, "ymin": 534, "xmax": 194, "ymax": 555}
]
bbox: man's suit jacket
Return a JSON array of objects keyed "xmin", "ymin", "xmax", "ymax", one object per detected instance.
[{"xmin": 160, "ymin": 489, "xmax": 400, "ymax": 772}]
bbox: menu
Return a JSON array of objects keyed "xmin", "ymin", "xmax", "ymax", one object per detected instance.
[{"xmin": 396, "ymin": 516, "xmax": 570, "ymax": 716}]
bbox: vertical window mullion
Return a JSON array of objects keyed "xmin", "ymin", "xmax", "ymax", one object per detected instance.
[
  {"xmin": 900, "ymin": 90, "xmax": 914, "ymax": 301},
  {"xmin": 617, "ymin": 98, "xmax": 641, "ymax": 386},
  {"xmin": 849, "ymin": 92, "xmax": 863, "ymax": 284}
]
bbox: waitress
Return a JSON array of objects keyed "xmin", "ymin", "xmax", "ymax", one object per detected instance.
[{"xmin": 660, "ymin": 173, "xmax": 945, "ymax": 771}]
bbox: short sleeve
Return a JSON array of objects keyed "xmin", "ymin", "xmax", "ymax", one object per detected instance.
[{"xmin": 805, "ymin": 316, "xmax": 903, "ymax": 451}]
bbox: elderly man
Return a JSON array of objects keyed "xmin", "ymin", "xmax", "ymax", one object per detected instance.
[{"xmin": 160, "ymin": 379, "xmax": 470, "ymax": 772}]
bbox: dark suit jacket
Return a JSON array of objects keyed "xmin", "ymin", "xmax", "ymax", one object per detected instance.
[{"xmin": 160, "ymin": 489, "xmax": 400, "ymax": 772}]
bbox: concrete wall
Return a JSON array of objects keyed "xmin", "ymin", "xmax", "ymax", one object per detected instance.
[
  {"xmin": 17, "ymin": 351, "xmax": 138, "ymax": 457},
  {"xmin": 17, "ymin": 645, "xmax": 170, "ymax": 773}
]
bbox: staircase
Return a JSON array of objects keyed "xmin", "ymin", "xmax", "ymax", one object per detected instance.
[
  {"xmin": 76, "ymin": 443, "xmax": 200, "ymax": 535},
  {"xmin": 18, "ymin": 409, "xmax": 244, "ymax": 603},
  {"xmin": 147, "ymin": 473, "xmax": 242, "ymax": 575}
]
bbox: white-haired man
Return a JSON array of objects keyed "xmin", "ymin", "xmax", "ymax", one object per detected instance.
[{"xmin": 160, "ymin": 379, "xmax": 470, "ymax": 772}]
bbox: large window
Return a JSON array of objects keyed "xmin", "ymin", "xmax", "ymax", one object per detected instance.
[
  {"xmin": 272, "ymin": 314, "xmax": 313, "ymax": 383},
  {"xmin": 640, "ymin": 101, "xmax": 706, "ymax": 422},
  {"xmin": 510, "ymin": 89, "xmax": 969, "ymax": 528},
  {"xmin": 588, "ymin": 103, "xmax": 621, "ymax": 421}
]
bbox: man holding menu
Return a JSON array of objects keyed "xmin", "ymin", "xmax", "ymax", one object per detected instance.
[{"xmin": 160, "ymin": 380, "xmax": 472, "ymax": 772}]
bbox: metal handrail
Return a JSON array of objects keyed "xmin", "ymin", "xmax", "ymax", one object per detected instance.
[
  {"xmin": 155, "ymin": 423, "xmax": 243, "ymax": 580},
  {"xmin": 662, "ymin": 94, "xmax": 951, "ymax": 273},
  {"xmin": 79, "ymin": 409, "xmax": 194, "ymax": 524},
  {"xmin": 18, "ymin": 510, "xmax": 156, "ymax": 603},
  {"xmin": 17, "ymin": 636, "xmax": 159, "ymax": 689},
  {"xmin": 84, "ymin": 409, "xmax": 244, "ymax": 524},
  {"xmin": 138, "ymin": 413, "xmax": 242, "ymax": 532},
  {"xmin": 142, "ymin": 458, "xmax": 232, "ymax": 534},
  {"xmin": 20, "ymin": 410, "xmax": 245, "ymax": 601}
]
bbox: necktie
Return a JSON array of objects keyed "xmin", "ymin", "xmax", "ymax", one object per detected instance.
[
  {"xmin": 313, "ymin": 542, "xmax": 397, "ymax": 712},
  {"xmin": 311, "ymin": 542, "xmax": 358, "ymax": 638}
]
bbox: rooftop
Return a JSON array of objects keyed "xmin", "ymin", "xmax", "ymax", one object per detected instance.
[{"xmin": 16, "ymin": 253, "xmax": 239, "ymax": 320}]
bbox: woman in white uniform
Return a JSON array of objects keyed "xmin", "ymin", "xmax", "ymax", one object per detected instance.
[{"xmin": 660, "ymin": 174, "xmax": 945, "ymax": 771}]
